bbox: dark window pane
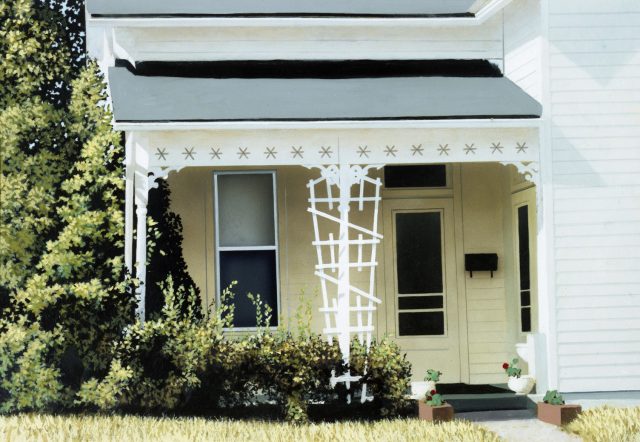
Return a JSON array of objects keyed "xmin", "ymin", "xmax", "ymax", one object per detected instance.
[
  {"xmin": 399, "ymin": 312, "xmax": 445, "ymax": 336},
  {"xmin": 384, "ymin": 165, "xmax": 447, "ymax": 188},
  {"xmin": 520, "ymin": 290, "xmax": 531, "ymax": 307},
  {"xmin": 518, "ymin": 205, "xmax": 530, "ymax": 290},
  {"xmin": 521, "ymin": 307, "xmax": 531, "ymax": 333},
  {"xmin": 398, "ymin": 296, "xmax": 443, "ymax": 310},
  {"xmin": 219, "ymin": 250, "xmax": 278, "ymax": 327},
  {"xmin": 396, "ymin": 212, "xmax": 443, "ymax": 294}
]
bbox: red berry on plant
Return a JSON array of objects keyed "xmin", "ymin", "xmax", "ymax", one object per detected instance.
[
  {"xmin": 430, "ymin": 390, "xmax": 437, "ymax": 395},
  {"xmin": 426, "ymin": 396, "xmax": 432, "ymax": 401},
  {"xmin": 502, "ymin": 362, "xmax": 509, "ymax": 369}
]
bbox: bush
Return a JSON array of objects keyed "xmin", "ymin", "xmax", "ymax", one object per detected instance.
[
  {"xmin": 350, "ymin": 338, "xmax": 412, "ymax": 417},
  {"xmin": 0, "ymin": 319, "xmax": 63, "ymax": 412},
  {"xmin": 77, "ymin": 276, "xmax": 220, "ymax": 411},
  {"xmin": 253, "ymin": 332, "xmax": 344, "ymax": 423}
]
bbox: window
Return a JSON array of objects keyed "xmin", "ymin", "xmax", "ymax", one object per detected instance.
[
  {"xmin": 395, "ymin": 211, "xmax": 446, "ymax": 336},
  {"xmin": 384, "ymin": 165, "xmax": 447, "ymax": 188},
  {"xmin": 214, "ymin": 171, "xmax": 278, "ymax": 328},
  {"xmin": 517, "ymin": 205, "xmax": 531, "ymax": 333}
]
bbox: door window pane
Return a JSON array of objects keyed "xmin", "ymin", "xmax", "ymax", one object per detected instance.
[
  {"xmin": 398, "ymin": 296, "xmax": 443, "ymax": 310},
  {"xmin": 395, "ymin": 212, "xmax": 443, "ymax": 294},
  {"xmin": 399, "ymin": 312, "xmax": 445, "ymax": 336},
  {"xmin": 217, "ymin": 173, "xmax": 275, "ymax": 247},
  {"xmin": 219, "ymin": 250, "xmax": 278, "ymax": 328}
]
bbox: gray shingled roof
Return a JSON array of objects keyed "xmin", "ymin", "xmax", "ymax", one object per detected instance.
[
  {"xmin": 108, "ymin": 66, "xmax": 542, "ymax": 122},
  {"xmin": 87, "ymin": 0, "xmax": 477, "ymax": 17}
]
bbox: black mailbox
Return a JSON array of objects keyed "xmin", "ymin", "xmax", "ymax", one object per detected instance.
[{"xmin": 465, "ymin": 253, "xmax": 498, "ymax": 278}]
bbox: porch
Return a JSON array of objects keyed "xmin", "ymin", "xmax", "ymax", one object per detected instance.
[{"xmin": 110, "ymin": 58, "xmax": 545, "ymax": 390}]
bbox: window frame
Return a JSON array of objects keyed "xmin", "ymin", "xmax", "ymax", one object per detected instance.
[
  {"xmin": 515, "ymin": 202, "xmax": 532, "ymax": 334},
  {"xmin": 213, "ymin": 170, "xmax": 280, "ymax": 331}
]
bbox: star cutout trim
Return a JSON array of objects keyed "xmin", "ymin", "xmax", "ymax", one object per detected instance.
[
  {"xmin": 155, "ymin": 147, "xmax": 168, "ymax": 161},
  {"xmin": 516, "ymin": 142, "xmax": 528, "ymax": 153},
  {"xmin": 319, "ymin": 146, "xmax": 333, "ymax": 158},
  {"xmin": 264, "ymin": 147, "xmax": 277, "ymax": 159},
  {"xmin": 490, "ymin": 142, "xmax": 504, "ymax": 154},
  {"xmin": 437, "ymin": 144, "xmax": 450, "ymax": 156},
  {"xmin": 291, "ymin": 146, "xmax": 304, "ymax": 159},
  {"xmin": 464, "ymin": 144, "xmax": 476, "ymax": 155},
  {"xmin": 238, "ymin": 147, "xmax": 250, "ymax": 159},
  {"xmin": 183, "ymin": 147, "xmax": 195, "ymax": 160},
  {"xmin": 357, "ymin": 145, "xmax": 370, "ymax": 158},
  {"xmin": 210, "ymin": 147, "xmax": 222, "ymax": 160},
  {"xmin": 411, "ymin": 144, "xmax": 424, "ymax": 156},
  {"xmin": 384, "ymin": 145, "xmax": 398, "ymax": 157}
]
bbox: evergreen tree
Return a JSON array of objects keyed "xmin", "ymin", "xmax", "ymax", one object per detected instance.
[{"xmin": 1, "ymin": 0, "xmax": 201, "ymax": 411}]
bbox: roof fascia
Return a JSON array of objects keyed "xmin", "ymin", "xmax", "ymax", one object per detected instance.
[
  {"xmin": 114, "ymin": 118, "xmax": 540, "ymax": 132},
  {"xmin": 88, "ymin": 0, "xmax": 512, "ymax": 28}
]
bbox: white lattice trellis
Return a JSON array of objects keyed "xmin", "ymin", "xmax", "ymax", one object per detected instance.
[{"xmin": 307, "ymin": 164, "xmax": 383, "ymax": 403}]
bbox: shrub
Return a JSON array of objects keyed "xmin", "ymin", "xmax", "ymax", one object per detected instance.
[
  {"xmin": 0, "ymin": 319, "xmax": 63, "ymax": 412},
  {"xmin": 77, "ymin": 277, "xmax": 220, "ymax": 411},
  {"xmin": 253, "ymin": 332, "xmax": 344, "ymax": 423},
  {"xmin": 350, "ymin": 338, "xmax": 412, "ymax": 417}
]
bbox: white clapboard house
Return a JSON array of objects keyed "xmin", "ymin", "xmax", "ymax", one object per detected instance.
[{"xmin": 86, "ymin": 0, "xmax": 640, "ymax": 399}]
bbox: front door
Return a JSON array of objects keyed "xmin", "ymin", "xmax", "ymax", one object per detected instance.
[{"xmin": 383, "ymin": 198, "xmax": 462, "ymax": 382}]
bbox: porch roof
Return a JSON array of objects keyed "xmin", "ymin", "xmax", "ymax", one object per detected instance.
[
  {"xmin": 88, "ymin": 0, "xmax": 477, "ymax": 18},
  {"xmin": 108, "ymin": 64, "xmax": 542, "ymax": 123}
]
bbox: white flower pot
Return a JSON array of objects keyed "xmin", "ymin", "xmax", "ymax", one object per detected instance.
[
  {"xmin": 508, "ymin": 375, "xmax": 535, "ymax": 395},
  {"xmin": 411, "ymin": 380, "xmax": 437, "ymax": 400}
]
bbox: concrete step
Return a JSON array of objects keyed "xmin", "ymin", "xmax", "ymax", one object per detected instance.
[{"xmin": 444, "ymin": 393, "xmax": 534, "ymax": 413}]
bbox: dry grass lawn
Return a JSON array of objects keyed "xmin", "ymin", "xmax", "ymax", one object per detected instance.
[
  {"xmin": 564, "ymin": 406, "xmax": 640, "ymax": 442},
  {"xmin": 0, "ymin": 414, "xmax": 502, "ymax": 442}
]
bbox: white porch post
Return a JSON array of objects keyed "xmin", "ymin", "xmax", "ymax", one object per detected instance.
[
  {"xmin": 134, "ymin": 167, "xmax": 152, "ymax": 322},
  {"xmin": 124, "ymin": 133, "xmax": 135, "ymax": 274}
]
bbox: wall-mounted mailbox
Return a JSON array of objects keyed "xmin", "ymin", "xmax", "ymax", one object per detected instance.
[{"xmin": 465, "ymin": 253, "xmax": 498, "ymax": 278}]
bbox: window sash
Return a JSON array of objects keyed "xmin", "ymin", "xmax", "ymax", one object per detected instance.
[{"xmin": 213, "ymin": 170, "xmax": 279, "ymax": 330}]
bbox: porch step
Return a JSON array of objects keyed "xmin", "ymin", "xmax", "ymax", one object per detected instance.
[{"xmin": 444, "ymin": 393, "xmax": 534, "ymax": 413}]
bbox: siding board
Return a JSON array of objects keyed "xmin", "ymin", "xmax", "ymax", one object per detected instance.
[{"xmin": 549, "ymin": 2, "xmax": 640, "ymax": 392}]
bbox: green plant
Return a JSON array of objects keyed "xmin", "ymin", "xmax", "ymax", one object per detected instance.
[
  {"xmin": 77, "ymin": 276, "xmax": 221, "ymax": 411},
  {"xmin": 543, "ymin": 390, "xmax": 565, "ymax": 406},
  {"xmin": 350, "ymin": 338, "xmax": 412, "ymax": 417},
  {"xmin": 424, "ymin": 369, "xmax": 442, "ymax": 383},
  {"xmin": 425, "ymin": 389, "xmax": 445, "ymax": 407},
  {"xmin": 502, "ymin": 358, "xmax": 522, "ymax": 378}
]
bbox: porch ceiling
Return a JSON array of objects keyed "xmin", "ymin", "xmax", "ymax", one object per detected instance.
[
  {"xmin": 108, "ymin": 66, "xmax": 542, "ymax": 123},
  {"xmin": 88, "ymin": 0, "xmax": 477, "ymax": 18}
]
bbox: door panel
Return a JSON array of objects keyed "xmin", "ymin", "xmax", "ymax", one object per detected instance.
[{"xmin": 383, "ymin": 198, "xmax": 462, "ymax": 382}]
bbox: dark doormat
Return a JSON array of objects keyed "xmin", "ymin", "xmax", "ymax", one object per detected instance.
[{"xmin": 436, "ymin": 383, "xmax": 511, "ymax": 394}]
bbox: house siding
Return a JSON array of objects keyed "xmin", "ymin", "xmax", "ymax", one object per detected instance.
[
  {"xmin": 168, "ymin": 163, "xmax": 519, "ymax": 383},
  {"xmin": 115, "ymin": 17, "xmax": 504, "ymax": 62},
  {"xmin": 504, "ymin": 0, "xmax": 542, "ymax": 102},
  {"xmin": 547, "ymin": 0, "xmax": 640, "ymax": 392}
]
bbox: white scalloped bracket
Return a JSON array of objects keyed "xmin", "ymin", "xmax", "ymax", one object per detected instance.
[{"xmin": 501, "ymin": 161, "xmax": 540, "ymax": 188}]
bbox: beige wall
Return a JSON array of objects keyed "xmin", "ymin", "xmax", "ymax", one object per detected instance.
[{"xmin": 167, "ymin": 163, "xmax": 532, "ymax": 383}]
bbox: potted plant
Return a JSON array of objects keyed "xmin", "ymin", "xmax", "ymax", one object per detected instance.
[
  {"xmin": 424, "ymin": 369, "xmax": 442, "ymax": 393},
  {"xmin": 412, "ymin": 369, "xmax": 442, "ymax": 400},
  {"xmin": 502, "ymin": 358, "xmax": 535, "ymax": 395},
  {"xmin": 537, "ymin": 390, "xmax": 582, "ymax": 426},
  {"xmin": 418, "ymin": 389, "xmax": 454, "ymax": 422}
]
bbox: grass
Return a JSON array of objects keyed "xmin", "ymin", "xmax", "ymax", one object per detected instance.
[
  {"xmin": 0, "ymin": 414, "xmax": 502, "ymax": 442},
  {"xmin": 564, "ymin": 406, "xmax": 640, "ymax": 442}
]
